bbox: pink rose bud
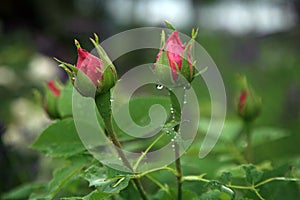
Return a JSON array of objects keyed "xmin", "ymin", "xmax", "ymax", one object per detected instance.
[
  {"xmin": 55, "ymin": 35, "xmax": 117, "ymax": 96},
  {"xmin": 76, "ymin": 48, "xmax": 104, "ymax": 87},
  {"xmin": 44, "ymin": 80, "xmax": 62, "ymax": 119},
  {"xmin": 155, "ymin": 30, "xmax": 196, "ymax": 86},
  {"xmin": 236, "ymin": 75, "xmax": 261, "ymax": 122}
]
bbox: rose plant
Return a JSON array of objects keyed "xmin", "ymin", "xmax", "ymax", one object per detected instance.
[{"xmin": 2, "ymin": 22, "xmax": 300, "ymax": 200}]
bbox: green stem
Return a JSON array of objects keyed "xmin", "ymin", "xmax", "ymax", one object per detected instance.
[
  {"xmin": 146, "ymin": 175, "xmax": 171, "ymax": 196},
  {"xmin": 95, "ymin": 92, "xmax": 131, "ymax": 169},
  {"xmin": 244, "ymin": 121, "xmax": 253, "ymax": 163},
  {"xmin": 169, "ymin": 89, "xmax": 184, "ymax": 200},
  {"xmin": 254, "ymin": 177, "xmax": 300, "ymax": 187},
  {"xmin": 227, "ymin": 140, "xmax": 248, "ymax": 164},
  {"xmin": 95, "ymin": 92, "xmax": 148, "ymax": 200},
  {"xmin": 174, "ymin": 141, "xmax": 182, "ymax": 200},
  {"xmin": 133, "ymin": 132, "xmax": 165, "ymax": 171},
  {"xmin": 133, "ymin": 166, "xmax": 178, "ymax": 178}
]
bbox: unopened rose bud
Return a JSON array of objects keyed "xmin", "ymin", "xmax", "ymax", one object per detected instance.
[
  {"xmin": 56, "ymin": 34, "xmax": 117, "ymax": 96},
  {"xmin": 155, "ymin": 30, "xmax": 197, "ymax": 87},
  {"xmin": 236, "ymin": 75, "xmax": 261, "ymax": 122},
  {"xmin": 43, "ymin": 80, "xmax": 61, "ymax": 119}
]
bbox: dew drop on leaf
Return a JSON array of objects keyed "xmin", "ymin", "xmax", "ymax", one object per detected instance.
[{"xmin": 156, "ymin": 84, "xmax": 164, "ymax": 90}]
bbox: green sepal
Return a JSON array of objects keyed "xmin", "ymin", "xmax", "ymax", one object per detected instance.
[
  {"xmin": 180, "ymin": 33, "xmax": 198, "ymax": 83},
  {"xmin": 191, "ymin": 28, "xmax": 199, "ymax": 39},
  {"xmin": 97, "ymin": 65, "xmax": 117, "ymax": 94},
  {"xmin": 90, "ymin": 35, "xmax": 115, "ymax": 73},
  {"xmin": 155, "ymin": 50, "xmax": 175, "ymax": 87},
  {"xmin": 54, "ymin": 57, "xmax": 78, "ymax": 83},
  {"xmin": 44, "ymin": 87, "xmax": 60, "ymax": 119},
  {"xmin": 180, "ymin": 45, "xmax": 193, "ymax": 83},
  {"xmin": 90, "ymin": 34, "xmax": 118, "ymax": 95},
  {"xmin": 164, "ymin": 20, "xmax": 176, "ymax": 31},
  {"xmin": 74, "ymin": 70, "xmax": 97, "ymax": 97},
  {"xmin": 160, "ymin": 30, "xmax": 166, "ymax": 48}
]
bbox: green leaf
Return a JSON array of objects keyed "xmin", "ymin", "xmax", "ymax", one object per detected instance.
[
  {"xmin": 31, "ymin": 118, "xmax": 86, "ymax": 157},
  {"xmin": 242, "ymin": 165, "xmax": 263, "ymax": 185},
  {"xmin": 29, "ymin": 156, "xmax": 88, "ymax": 199},
  {"xmin": 252, "ymin": 127, "xmax": 290, "ymax": 146},
  {"xmin": 113, "ymin": 95, "xmax": 170, "ymax": 138},
  {"xmin": 81, "ymin": 165, "xmax": 130, "ymax": 194},
  {"xmin": 219, "ymin": 171, "xmax": 232, "ymax": 184},
  {"xmin": 60, "ymin": 190, "xmax": 111, "ymax": 200},
  {"xmin": 119, "ymin": 182, "xmax": 141, "ymax": 200},
  {"xmin": 57, "ymin": 81, "xmax": 73, "ymax": 118},
  {"xmin": 199, "ymin": 118, "xmax": 242, "ymax": 141},
  {"xmin": 82, "ymin": 190, "xmax": 111, "ymax": 200},
  {"xmin": 200, "ymin": 189, "xmax": 232, "ymax": 200},
  {"xmin": 1, "ymin": 183, "xmax": 45, "ymax": 200}
]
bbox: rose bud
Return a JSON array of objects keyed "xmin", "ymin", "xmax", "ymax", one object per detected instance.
[
  {"xmin": 55, "ymin": 34, "xmax": 117, "ymax": 96},
  {"xmin": 43, "ymin": 80, "xmax": 62, "ymax": 119},
  {"xmin": 236, "ymin": 75, "xmax": 261, "ymax": 122},
  {"xmin": 155, "ymin": 30, "xmax": 197, "ymax": 87}
]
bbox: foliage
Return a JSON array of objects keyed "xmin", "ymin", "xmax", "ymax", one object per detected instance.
[
  {"xmin": 2, "ymin": 80, "xmax": 300, "ymax": 199},
  {"xmin": 1, "ymin": 22, "xmax": 300, "ymax": 199}
]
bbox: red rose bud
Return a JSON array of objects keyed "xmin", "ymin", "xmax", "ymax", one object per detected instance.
[
  {"xmin": 56, "ymin": 35, "xmax": 117, "ymax": 96},
  {"xmin": 44, "ymin": 80, "xmax": 62, "ymax": 119},
  {"xmin": 236, "ymin": 75, "xmax": 261, "ymax": 122},
  {"xmin": 155, "ymin": 30, "xmax": 196, "ymax": 87},
  {"xmin": 47, "ymin": 80, "xmax": 61, "ymax": 97}
]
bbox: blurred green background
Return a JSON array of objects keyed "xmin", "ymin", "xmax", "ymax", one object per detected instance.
[{"xmin": 0, "ymin": 0, "xmax": 300, "ymax": 196}]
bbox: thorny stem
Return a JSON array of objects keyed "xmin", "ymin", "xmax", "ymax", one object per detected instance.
[{"xmin": 95, "ymin": 92, "xmax": 148, "ymax": 200}]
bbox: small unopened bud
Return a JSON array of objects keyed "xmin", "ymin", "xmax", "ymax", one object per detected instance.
[
  {"xmin": 236, "ymin": 75, "xmax": 261, "ymax": 122},
  {"xmin": 43, "ymin": 80, "xmax": 62, "ymax": 119}
]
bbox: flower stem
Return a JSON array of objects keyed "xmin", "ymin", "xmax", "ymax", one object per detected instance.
[
  {"xmin": 133, "ymin": 132, "xmax": 165, "ymax": 171},
  {"xmin": 244, "ymin": 121, "xmax": 253, "ymax": 163},
  {"xmin": 95, "ymin": 92, "xmax": 148, "ymax": 200},
  {"xmin": 169, "ymin": 89, "xmax": 184, "ymax": 200},
  {"xmin": 174, "ymin": 140, "xmax": 182, "ymax": 200}
]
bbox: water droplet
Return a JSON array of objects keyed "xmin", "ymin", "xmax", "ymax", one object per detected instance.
[
  {"xmin": 183, "ymin": 100, "xmax": 187, "ymax": 104},
  {"xmin": 171, "ymin": 144, "xmax": 175, "ymax": 148},
  {"xmin": 118, "ymin": 157, "xmax": 122, "ymax": 161},
  {"xmin": 156, "ymin": 84, "xmax": 164, "ymax": 90},
  {"xmin": 110, "ymin": 98, "xmax": 114, "ymax": 102},
  {"xmin": 174, "ymin": 136, "xmax": 177, "ymax": 139},
  {"xmin": 171, "ymin": 139, "xmax": 174, "ymax": 142},
  {"xmin": 185, "ymin": 84, "xmax": 191, "ymax": 90}
]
